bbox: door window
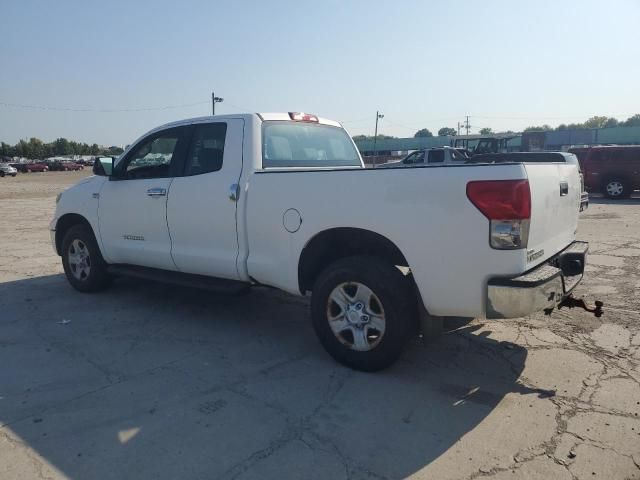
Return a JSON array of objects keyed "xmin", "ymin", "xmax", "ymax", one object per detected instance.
[
  {"xmin": 450, "ymin": 149, "xmax": 466, "ymax": 161},
  {"xmin": 184, "ymin": 123, "xmax": 227, "ymax": 175},
  {"xmin": 119, "ymin": 128, "xmax": 186, "ymax": 180},
  {"xmin": 404, "ymin": 151, "xmax": 425, "ymax": 164}
]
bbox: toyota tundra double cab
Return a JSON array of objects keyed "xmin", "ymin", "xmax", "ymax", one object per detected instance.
[{"xmin": 50, "ymin": 112, "xmax": 588, "ymax": 371}]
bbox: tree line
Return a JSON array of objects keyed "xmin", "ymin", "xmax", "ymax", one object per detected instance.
[
  {"xmin": 522, "ymin": 114, "xmax": 640, "ymax": 133},
  {"xmin": 351, "ymin": 113, "xmax": 640, "ymax": 141},
  {"xmin": 0, "ymin": 137, "xmax": 124, "ymax": 160}
]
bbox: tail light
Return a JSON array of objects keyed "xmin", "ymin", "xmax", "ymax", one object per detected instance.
[
  {"xmin": 289, "ymin": 112, "xmax": 319, "ymax": 122},
  {"xmin": 466, "ymin": 180, "xmax": 531, "ymax": 249}
]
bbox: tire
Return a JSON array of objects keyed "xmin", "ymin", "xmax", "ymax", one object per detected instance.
[
  {"xmin": 61, "ymin": 224, "xmax": 112, "ymax": 292},
  {"xmin": 603, "ymin": 177, "xmax": 630, "ymax": 199},
  {"xmin": 0, "ymin": 171, "xmax": 4, "ymax": 177},
  {"xmin": 12, "ymin": 173, "xmax": 16, "ymax": 177},
  {"xmin": 311, "ymin": 256, "xmax": 417, "ymax": 372}
]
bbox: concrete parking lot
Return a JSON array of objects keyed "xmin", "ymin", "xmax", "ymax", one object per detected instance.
[{"xmin": 1, "ymin": 171, "xmax": 639, "ymax": 479}]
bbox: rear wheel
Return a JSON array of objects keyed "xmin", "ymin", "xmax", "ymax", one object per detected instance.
[
  {"xmin": 311, "ymin": 256, "xmax": 416, "ymax": 372},
  {"xmin": 604, "ymin": 177, "xmax": 630, "ymax": 199},
  {"xmin": 61, "ymin": 224, "xmax": 112, "ymax": 292}
]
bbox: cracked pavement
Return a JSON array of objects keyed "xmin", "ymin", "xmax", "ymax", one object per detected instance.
[{"xmin": 0, "ymin": 171, "xmax": 639, "ymax": 479}]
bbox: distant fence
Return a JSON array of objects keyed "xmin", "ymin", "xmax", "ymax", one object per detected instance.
[{"xmin": 355, "ymin": 125, "xmax": 640, "ymax": 155}]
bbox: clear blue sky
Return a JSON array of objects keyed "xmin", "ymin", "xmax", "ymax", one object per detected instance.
[{"xmin": 1, "ymin": 0, "xmax": 639, "ymax": 146}]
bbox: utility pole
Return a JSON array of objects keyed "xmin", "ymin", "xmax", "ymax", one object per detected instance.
[
  {"xmin": 465, "ymin": 115, "xmax": 470, "ymax": 136},
  {"xmin": 457, "ymin": 122, "xmax": 461, "ymax": 136},
  {"xmin": 211, "ymin": 91, "xmax": 224, "ymax": 115},
  {"xmin": 372, "ymin": 111, "xmax": 384, "ymax": 163}
]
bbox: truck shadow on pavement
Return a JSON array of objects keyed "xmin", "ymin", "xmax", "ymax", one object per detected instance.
[{"xmin": 0, "ymin": 274, "xmax": 553, "ymax": 480}]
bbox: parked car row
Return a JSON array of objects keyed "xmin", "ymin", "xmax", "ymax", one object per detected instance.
[{"xmin": 0, "ymin": 160, "xmax": 85, "ymax": 175}]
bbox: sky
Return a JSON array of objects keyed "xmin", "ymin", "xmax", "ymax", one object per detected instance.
[{"xmin": 1, "ymin": 0, "xmax": 639, "ymax": 146}]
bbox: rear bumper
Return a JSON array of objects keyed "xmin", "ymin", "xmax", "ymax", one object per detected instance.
[
  {"xmin": 580, "ymin": 191, "xmax": 589, "ymax": 211},
  {"xmin": 486, "ymin": 241, "xmax": 588, "ymax": 319}
]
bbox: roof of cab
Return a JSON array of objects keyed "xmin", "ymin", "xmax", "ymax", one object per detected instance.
[{"xmin": 152, "ymin": 113, "xmax": 341, "ymax": 132}]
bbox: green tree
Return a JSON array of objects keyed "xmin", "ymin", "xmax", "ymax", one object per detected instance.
[
  {"xmin": 414, "ymin": 128, "xmax": 433, "ymax": 138},
  {"xmin": 27, "ymin": 137, "xmax": 45, "ymax": 159},
  {"xmin": 523, "ymin": 125, "xmax": 552, "ymax": 132},
  {"xmin": 0, "ymin": 142, "xmax": 13, "ymax": 157},
  {"xmin": 437, "ymin": 127, "xmax": 456, "ymax": 136},
  {"xmin": 583, "ymin": 116, "xmax": 611, "ymax": 129},
  {"xmin": 479, "ymin": 127, "xmax": 493, "ymax": 135},
  {"xmin": 53, "ymin": 138, "xmax": 73, "ymax": 155},
  {"xmin": 623, "ymin": 114, "xmax": 640, "ymax": 127},
  {"xmin": 107, "ymin": 146, "xmax": 124, "ymax": 156}
]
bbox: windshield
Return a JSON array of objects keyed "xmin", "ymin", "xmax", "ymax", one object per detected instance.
[{"xmin": 262, "ymin": 122, "xmax": 361, "ymax": 168}]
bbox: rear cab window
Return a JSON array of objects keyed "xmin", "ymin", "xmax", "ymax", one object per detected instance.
[
  {"xmin": 428, "ymin": 150, "xmax": 445, "ymax": 163},
  {"xmin": 262, "ymin": 122, "xmax": 361, "ymax": 168}
]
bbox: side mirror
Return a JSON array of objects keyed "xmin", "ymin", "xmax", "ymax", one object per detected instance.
[{"xmin": 93, "ymin": 157, "xmax": 114, "ymax": 176}]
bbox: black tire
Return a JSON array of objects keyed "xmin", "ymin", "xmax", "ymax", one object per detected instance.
[
  {"xmin": 603, "ymin": 177, "xmax": 630, "ymax": 199},
  {"xmin": 12, "ymin": 174, "xmax": 16, "ymax": 177},
  {"xmin": 311, "ymin": 256, "xmax": 417, "ymax": 372},
  {"xmin": 61, "ymin": 224, "xmax": 112, "ymax": 292},
  {"xmin": 0, "ymin": 171, "xmax": 4, "ymax": 177}
]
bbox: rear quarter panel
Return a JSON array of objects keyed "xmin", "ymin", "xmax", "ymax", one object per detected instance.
[{"xmin": 245, "ymin": 164, "xmax": 531, "ymax": 318}]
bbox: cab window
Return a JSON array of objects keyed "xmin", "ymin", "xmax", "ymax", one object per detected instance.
[
  {"xmin": 428, "ymin": 150, "xmax": 445, "ymax": 163},
  {"xmin": 184, "ymin": 123, "xmax": 227, "ymax": 175}
]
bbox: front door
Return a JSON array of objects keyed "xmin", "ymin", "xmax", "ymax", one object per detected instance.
[
  {"xmin": 98, "ymin": 126, "xmax": 189, "ymax": 270},
  {"xmin": 167, "ymin": 119, "xmax": 244, "ymax": 279}
]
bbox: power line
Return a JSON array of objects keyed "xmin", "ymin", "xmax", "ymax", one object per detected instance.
[{"xmin": 0, "ymin": 99, "xmax": 210, "ymax": 113}]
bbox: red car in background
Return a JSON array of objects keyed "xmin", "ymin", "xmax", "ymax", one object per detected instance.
[
  {"xmin": 24, "ymin": 163, "xmax": 49, "ymax": 173},
  {"xmin": 62, "ymin": 162, "xmax": 84, "ymax": 171},
  {"xmin": 570, "ymin": 145, "xmax": 640, "ymax": 199}
]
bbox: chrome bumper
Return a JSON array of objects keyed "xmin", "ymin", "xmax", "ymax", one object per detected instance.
[
  {"xmin": 580, "ymin": 192, "xmax": 589, "ymax": 211},
  {"xmin": 486, "ymin": 241, "xmax": 588, "ymax": 319}
]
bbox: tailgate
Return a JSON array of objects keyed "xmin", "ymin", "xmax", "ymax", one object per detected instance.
[{"xmin": 525, "ymin": 162, "xmax": 581, "ymax": 267}]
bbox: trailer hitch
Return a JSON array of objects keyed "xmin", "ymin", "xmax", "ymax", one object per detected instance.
[{"xmin": 553, "ymin": 295, "xmax": 604, "ymax": 317}]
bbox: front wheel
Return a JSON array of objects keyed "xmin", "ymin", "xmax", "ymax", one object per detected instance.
[
  {"xmin": 61, "ymin": 224, "xmax": 112, "ymax": 292},
  {"xmin": 311, "ymin": 256, "xmax": 416, "ymax": 372},
  {"xmin": 0, "ymin": 171, "xmax": 4, "ymax": 177}
]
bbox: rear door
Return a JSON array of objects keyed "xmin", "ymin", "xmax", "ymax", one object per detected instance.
[
  {"xmin": 166, "ymin": 119, "xmax": 244, "ymax": 279},
  {"xmin": 524, "ymin": 159, "xmax": 581, "ymax": 267}
]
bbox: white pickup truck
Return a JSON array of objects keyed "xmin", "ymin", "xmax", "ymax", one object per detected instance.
[{"xmin": 50, "ymin": 112, "xmax": 588, "ymax": 371}]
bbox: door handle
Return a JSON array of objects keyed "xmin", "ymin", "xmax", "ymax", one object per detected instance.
[
  {"xmin": 229, "ymin": 183, "xmax": 239, "ymax": 202},
  {"xmin": 559, "ymin": 181, "xmax": 569, "ymax": 196},
  {"xmin": 147, "ymin": 188, "xmax": 167, "ymax": 197}
]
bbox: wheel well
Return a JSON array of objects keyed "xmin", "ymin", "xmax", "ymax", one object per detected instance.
[
  {"xmin": 298, "ymin": 228, "xmax": 410, "ymax": 293},
  {"xmin": 54, "ymin": 214, "xmax": 93, "ymax": 256}
]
